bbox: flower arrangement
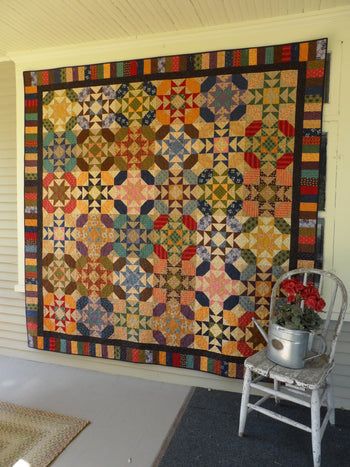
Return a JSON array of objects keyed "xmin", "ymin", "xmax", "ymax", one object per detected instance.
[{"xmin": 274, "ymin": 278, "xmax": 326, "ymax": 331}]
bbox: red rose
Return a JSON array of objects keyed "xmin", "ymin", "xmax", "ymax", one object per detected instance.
[
  {"xmin": 287, "ymin": 293, "xmax": 297, "ymax": 303},
  {"xmin": 281, "ymin": 279, "xmax": 293, "ymax": 292},
  {"xmin": 281, "ymin": 278, "xmax": 304, "ymax": 294},
  {"xmin": 305, "ymin": 296, "xmax": 318, "ymax": 309},
  {"xmin": 315, "ymin": 298, "xmax": 326, "ymax": 312},
  {"xmin": 294, "ymin": 282, "xmax": 305, "ymax": 292},
  {"xmin": 283, "ymin": 284, "xmax": 295, "ymax": 294},
  {"xmin": 301, "ymin": 284, "xmax": 320, "ymax": 301}
]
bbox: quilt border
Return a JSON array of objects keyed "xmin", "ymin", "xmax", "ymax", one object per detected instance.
[{"xmin": 23, "ymin": 38, "xmax": 327, "ymax": 377}]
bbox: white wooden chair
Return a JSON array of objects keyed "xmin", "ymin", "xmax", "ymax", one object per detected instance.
[{"xmin": 238, "ymin": 268, "xmax": 348, "ymax": 467}]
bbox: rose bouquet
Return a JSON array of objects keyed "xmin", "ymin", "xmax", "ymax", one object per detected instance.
[{"xmin": 274, "ymin": 278, "xmax": 326, "ymax": 331}]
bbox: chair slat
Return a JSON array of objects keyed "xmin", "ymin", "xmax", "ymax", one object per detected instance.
[
  {"xmin": 318, "ymin": 275, "xmax": 324, "ymax": 294},
  {"xmin": 300, "ymin": 272, "xmax": 308, "ymax": 311},
  {"xmin": 303, "ymin": 272, "xmax": 308, "ymax": 285},
  {"xmin": 323, "ymin": 283, "xmax": 338, "ymax": 336}
]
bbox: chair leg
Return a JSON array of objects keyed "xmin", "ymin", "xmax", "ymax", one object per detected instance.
[
  {"xmin": 326, "ymin": 374, "xmax": 335, "ymax": 426},
  {"xmin": 238, "ymin": 367, "xmax": 252, "ymax": 437},
  {"xmin": 274, "ymin": 379, "xmax": 280, "ymax": 404},
  {"xmin": 311, "ymin": 389, "xmax": 321, "ymax": 467}
]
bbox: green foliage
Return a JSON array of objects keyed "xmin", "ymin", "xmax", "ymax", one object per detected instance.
[{"xmin": 274, "ymin": 301, "xmax": 322, "ymax": 331}]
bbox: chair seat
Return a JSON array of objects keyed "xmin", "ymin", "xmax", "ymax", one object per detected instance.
[{"xmin": 245, "ymin": 349, "xmax": 334, "ymax": 390}]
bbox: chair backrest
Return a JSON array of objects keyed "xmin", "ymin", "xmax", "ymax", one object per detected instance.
[{"xmin": 270, "ymin": 268, "xmax": 348, "ymax": 362}]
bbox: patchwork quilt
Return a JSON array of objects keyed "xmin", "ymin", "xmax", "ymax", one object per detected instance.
[{"xmin": 24, "ymin": 39, "xmax": 327, "ymax": 377}]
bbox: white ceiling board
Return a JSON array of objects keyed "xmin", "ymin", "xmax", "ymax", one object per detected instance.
[{"xmin": 0, "ymin": 0, "xmax": 349, "ymax": 60}]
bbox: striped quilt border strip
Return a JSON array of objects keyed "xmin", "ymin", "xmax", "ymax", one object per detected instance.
[
  {"xmin": 24, "ymin": 40, "xmax": 325, "ymax": 86},
  {"xmin": 29, "ymin": 335, "xmax": 243, "ymax": 377}
]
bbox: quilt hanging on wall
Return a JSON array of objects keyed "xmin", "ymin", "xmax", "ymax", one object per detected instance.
[{"xmin": 24, "ymin": 38, "xmax": 327, "ymax": 378}]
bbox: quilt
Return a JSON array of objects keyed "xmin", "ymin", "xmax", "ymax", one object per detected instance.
[{"xmin": 24, "ymin": 39, "xmax": 327, "ymax": 377}]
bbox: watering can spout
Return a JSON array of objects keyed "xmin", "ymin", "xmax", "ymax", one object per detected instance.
[{"xmin": 252, "ymin": 318, "xmax": 268, "ymax": 343}]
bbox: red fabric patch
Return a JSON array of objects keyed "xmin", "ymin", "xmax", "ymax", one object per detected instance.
[
  {"xmin": 154, "ymin": 215, "xmax": 168, "ymax": 230},
  {"xmin": 182, "ymin": 245, "xmax": 196, "ymax": 260},
  {"xmin": 130, "ymin": 60, "xmax": 138, "ymax": 76},
  {"xmin": 300, "ymin": 186, "xmax": 318, "ymax": 195},
  {"xmin": 277, "ymin": 153, "xmax": 293, "ymax": 169},
  {"xmin": 154, "ymin": 244, "xmax": 168, "ymax": 259},
  {"xmin": 172, "ymin": 353, "xmax": 181, "ymax": 367},
  {"xmin": 278, "ymin": 120, "xmax": 295, "ymax": 137},
  {"xmin": 281, "ymin": 45, "xmax": 291, "ymax": 62},
  {"xmin": 245, "ymin": 120, "xmax": 262, "ymax": 136},
  {"xmin": 238, "ymin": 342, "xmax": 255, "ymax": 357},
  {"xmin": 182, "ymin": 215, "xmax": 197, "ymax": 230},
  {"xmin": 299, "ymin": 235, "xmax": 316, "ymax": 245},
  {"xmin": 244, "ymin": 152, "xmax": 260, "ymax": 168},
  {"xmin": 238, "ymin": 312, "xmax": 254, "ymax": 327}
]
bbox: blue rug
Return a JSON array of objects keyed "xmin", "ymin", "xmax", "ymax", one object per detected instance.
[{"xmin": 156, "ymin": 388, "xmax": 350, "ymax": 467}]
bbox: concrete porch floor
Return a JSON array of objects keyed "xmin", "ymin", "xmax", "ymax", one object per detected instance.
[{"xmin": 0, "ymin": 355, "xmax": 190, "ymax": 467}]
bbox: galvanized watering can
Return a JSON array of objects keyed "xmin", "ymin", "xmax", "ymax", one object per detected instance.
[{"xmin": 253, "ymin": 319, "xmax": 326, "ymax": 369}]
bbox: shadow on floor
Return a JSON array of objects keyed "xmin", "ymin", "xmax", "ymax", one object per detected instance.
[{"xmin": 157, "ymin": 388, "xmax": 350, "ymax": 467}]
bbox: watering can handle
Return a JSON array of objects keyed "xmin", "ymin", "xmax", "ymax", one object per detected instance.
[{"xmin": 304, "ymin": 334, "xmax": 327, "ymax": 363}]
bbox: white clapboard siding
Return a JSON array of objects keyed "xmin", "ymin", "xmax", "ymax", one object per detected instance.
[
  {"xmin": 0, "ymin": 313, "xmax": 26, "ymax": 325},
  {"xmin": 0, "ymin": 60, "xmax": 350, "ymax": 409},
  {"xmin": 0, "ymin": 61, "xmax": 24, "ymax": 356},
  {"xmin": 0, "ymin": 63, "xmax": 30, "ymax": 353}
]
